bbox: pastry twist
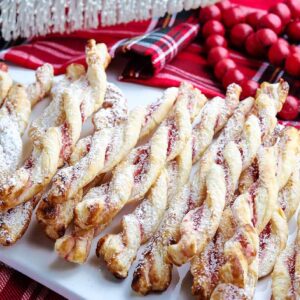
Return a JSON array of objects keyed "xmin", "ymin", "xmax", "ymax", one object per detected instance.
[
  {"xmin": 0, "ymin": 40, "xmax": 110, "ymax": 211},
  {"xmin": 211, "ymin": 127, "xmax": 299, "ymax": 298},
  {"xmin": 96, "ymin": 83, "xmax": 240, "ymax": 279},
  {"xmin": 190, "ymin": 81, "xmax": 290, "ymax": 298},
  {"xmin": 63, "ymin": 82, "xmax": 205, "ymax": 264},
  {"xmin": 212, "ymin": 145, "xmax": 277, "ymax": 299},
  {"xmin": 37, "ymin": 86, "xmax": 179, "ymax": 240},
  {"xmin": 131, "ymin": 86, "xmax": 254, "ymax": 295},
  {"xmin": 97, "ymin": 136, "xmax": 193, "ymax": 278},
  {"xmin": 271, "ymin": 212, "xmax": 300, "ymax": 299},
  {"xmin": 0, "ymin": 64, "xmax": 54, "ymax": 245}
]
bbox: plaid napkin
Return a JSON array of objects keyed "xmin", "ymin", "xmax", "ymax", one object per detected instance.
[{"xmin": 0, "ymin": 263, "xmax": 64, "ymax": 300}]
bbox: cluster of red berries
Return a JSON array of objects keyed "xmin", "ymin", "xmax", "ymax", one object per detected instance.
[{"xmin": 199, "ymin": 0, "xmax": 300, "ymax": 120}]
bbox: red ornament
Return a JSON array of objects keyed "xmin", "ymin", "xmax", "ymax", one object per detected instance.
[
  {"xmin": 241, "ymin": 79, "xmax": 259, "ymax": 98},
  {"xmin": 269, "ymin": 3, "xmax": 291, "ymax": 26},
  {"xmin": 202, "ymin": 20, "xmax": 225, "ymax": 38},
  {"xmin": 245, "ymin": 33, "xmax": 265, "ymax": 58},
  {"xmin": 230, "ymin": 23, "xmax": 254, "ymax": 48},
  {"xmin": 216, "ymin": 0, "xmax": 232, "ymax": 12},
  {"xmin": 207, "ymin": 46, "xmax": 229, "ymax": 66},
  {"xmin": 199, "ymin": 5, "xmax": 221, "ymax": 23},
  {"xmin": 285, "ymin": 0, "xmax": 300, "ymax": 19},
  {"xmin": 278, "ymin": 96, "xmax": 299, "ymax": 120},
  {"xmin": 222, "ymin": 68, "xmax": 245, "ymax": 88},
  {"xmin": 258, "ymin": 13, "xmax": 283, "ymax": 35},
  {"xmin": 268, "ymin": 39, "xmax": 291, "ymax": 67},
  {"xmin": 222, "ymin": 6, "xmax": 246, "ymax": 28},
  {"xmin": 255, "ymin": 28, "xmax": 278, "ymax": 48},
  {"xmin": 205, "ymin": 34, "xmax": 228, "ymax": 50},
  {"xmin": 290, "ymin": 45, "xmax": 300, "ymax": 55},
  {"xmin": 214, "ymin": 58, "xmax": 236, "ymax": 80},
  {"xmin": 246, "ymin": 11, "xmax": 265, "ymax": 29},
  {"xmin": 285, "ymin": 52, "xmax": 300, "ymax": 77},
  {"xmin": 286, "ymin": 21, "xmax": 300, "ymax": 43}
]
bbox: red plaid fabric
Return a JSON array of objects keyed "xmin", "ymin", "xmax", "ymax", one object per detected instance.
[{"xmin": 0, "ymin": 263, "xmax": 64, "ymax": 300}]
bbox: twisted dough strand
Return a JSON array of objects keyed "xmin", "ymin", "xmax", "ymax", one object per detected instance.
[
  {"xmin": 47, "ymin": 87, "xmax": 179, "ymax": 244},
  {"xmin": 96, "ymin": 83, "xmax": 240, "ymax": 280},
  {"xmin": 0, "ymin": 40, "xmax": 110, "ymax": 211},
  {"xmin": 190, "ymin": 81, "xmax": 291, "ymax": 298},
  {"xmin": 131, "ymin": 85, "xmax": 252, "ymax": 295},
  {"xmin": 61, "ymin": 82, "xmax": 205, "ymax": 264},
  {"xmin": 0, "ymin": 64, "xmax": 54, "ymax": 245},
  {"xmin": 271, "ymin": 212, "xmax": 300, "ymax": 299},
  {"xmin": 211, "ymin": 127, "xmax": 299, "ymax": 299}
]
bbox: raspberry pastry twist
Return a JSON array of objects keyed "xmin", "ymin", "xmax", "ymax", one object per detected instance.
[
  {"xmin": 271, "ymin": 212, "xmax": 300, "ymax": 300},
  {"xmin": 258, "ymin": 131, "xmax": 300, "ymax": 278},
  {"xmin": 63, "ymin": 82, "xmax": 205, "ymax": 263},
  {"xmin": 97, "ymin": 136, "xmax": 193, "ymax": 278},
  {"xmin": 211, "ymin": 127, "xmax": 299, "ymax": 299},
  {"xmin": 37, "ymin": 86, "xmax": 178, "ymax": 240},
  {"xmin": 169, "ymin": 81, "xmax": 282, "ymax": 265},
  {"xmin": 0, "ymin": 65, "xmax": 54, "ymax": 245},
  {"xmin": 131, "ymin": 86, "xmax": 254, "ymax": 295},
  {"xmin": 0, "ymin": 39, "xmax": 110, "ymax": 211},
  {"xmin": 96, "ymin": 83, "xmax": 240, "ymax": 279},
  {"xmin": 191, "ymin": 81, "xmax": 290, "ymax": 298},
  {"xmin": 211, "ymin": 145, "xmax": 277, "ymax": 299}
]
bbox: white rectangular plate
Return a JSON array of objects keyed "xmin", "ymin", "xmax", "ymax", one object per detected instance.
[{"xmin": 1, "ymin": 59, "xmax": 297, "ymax": 300}]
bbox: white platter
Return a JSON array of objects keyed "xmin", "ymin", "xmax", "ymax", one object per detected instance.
[{"xmin": 0, "ymin": 58, "xmax": 298, "ymax": 300}]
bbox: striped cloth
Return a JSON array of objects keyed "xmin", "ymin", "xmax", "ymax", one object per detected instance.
[
  {"xmin": 0, "ymin": 263, "xmax": 64, "ymax": 300},
  {"xmin": 0, "ymin": 1, "xmax": 300, "ymax": 299}
]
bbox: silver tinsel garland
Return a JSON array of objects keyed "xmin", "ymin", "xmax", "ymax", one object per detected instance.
[{"xmin": 0, "ymin": 0, "xmax": 219, "ymax": 41}]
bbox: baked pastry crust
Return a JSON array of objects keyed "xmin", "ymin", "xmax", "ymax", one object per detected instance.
[
  {"xmin": 272, "ymin": 212, "xmax": 300, "ymax": 299},
  {"xmin": 59, "ymin": 82, "xmax": 206, "ymax": 264},
  {"xmin": 38, "ymin": 86, "xmax": 179, "ymax": 240}
]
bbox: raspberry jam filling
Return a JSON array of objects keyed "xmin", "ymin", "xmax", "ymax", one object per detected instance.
[
  {"xmin": 248, "ymin": 184, "xmax": 258, "ymax": 226},
  {"xmin": 167, "ymin": 119, "xmax": 178, "ymax": 157},
  {"xmin": 105, "ymin": 143, "xmax": 112, "ymax": 162},
  {"xmin": 208, "ymin": 234, "xmax": 224, "ymax": 285},
  {"xmin": 286, "ymin": 250, "xmax": 296, "ymax": 295},
  {"xmin": 191, "ymin": 205, "xmax": 205, "ymax": 231},
  {"xmin": 144, "ymin": 101, "xmax": 160, "ymax": 125},
  {"xmin": 61, "ymin": 122, "xmax": 72, "ymax": 160},
  {"xmin": 259, "ymin": 222, "xmax": 272, "ymax": 256},
  {"xmin": 133, "ymin": 147, "xmax": 150, "ymax": 184}
]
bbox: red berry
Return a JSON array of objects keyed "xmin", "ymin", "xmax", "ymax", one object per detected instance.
[
  {"xmin": 285, "ymin": 0, "xmax": 300, "ymax": 19},
  {"xmin": 290, "ymin": 45, "xmax": 300, "ymax": 55},
  {"xmin": 199, "ymin": 5, "xmax": 221, "ymax": 23},
  {"xmin": 241, "ymin": 79, "xmax": 259, "ymax": 98},
  {"xmin": 216, "ymin": 0, "xmax": 232, "ymax": 11},
  {"xmin": 205, "ymin": 34, "xmax": 228, "ymax": 50},
  {"xmin": 208, "ymin": 46, "xmax": 229, "ymax": 66},
  {"xmin": 268, "ymin": 39, "xmax": 291, "ymax": 67},
  {"xmin": 258, "ymin": 13, "xmax": 283, "ymax": 35},
  {"xmin": 278, "ymin": 96, "xmax": 299, "ymax": 120},
  {"xmin": 222, "ymin": 6, "xmax": 246, "ymax": 28},
  {"xmin": 286, "ymin": 21, "xmax": 300, "ymax": 43},
  {"xmin": 246, "ymin": 11, "xmax": 265, "ymax": 29},
  {"xmin": 202, "ymin": 20, "xmax": 225, "ymax": 38},
  {"xmin": 245, "ymin": 33, "xmax": 265, "ymax": 58},
  {"xmin": 285, "ymin": 52, "xmax": 300, "ymax": 77},
  {"xmin": 214, "ymin": 58, "xmax": 236, "ymax": 80},
  {"xmin": 230, "ymin": 23, "xmax": 254, "ymax": 48},
  {"xmin": 255, "ymin": 28, "xmax": 278, "ymax": 48},
  {"xmin": 269, "ymin": 3, "xmax": 291, "ymax": 26},
  {"xmin": 222, "ymin": 68, "xmax": 245, "ymax": 88}
]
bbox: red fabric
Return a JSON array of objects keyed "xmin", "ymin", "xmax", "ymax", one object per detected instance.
[{"xmin": 0, "ymin": 264, "xmax": 64, "ymax": 300}]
